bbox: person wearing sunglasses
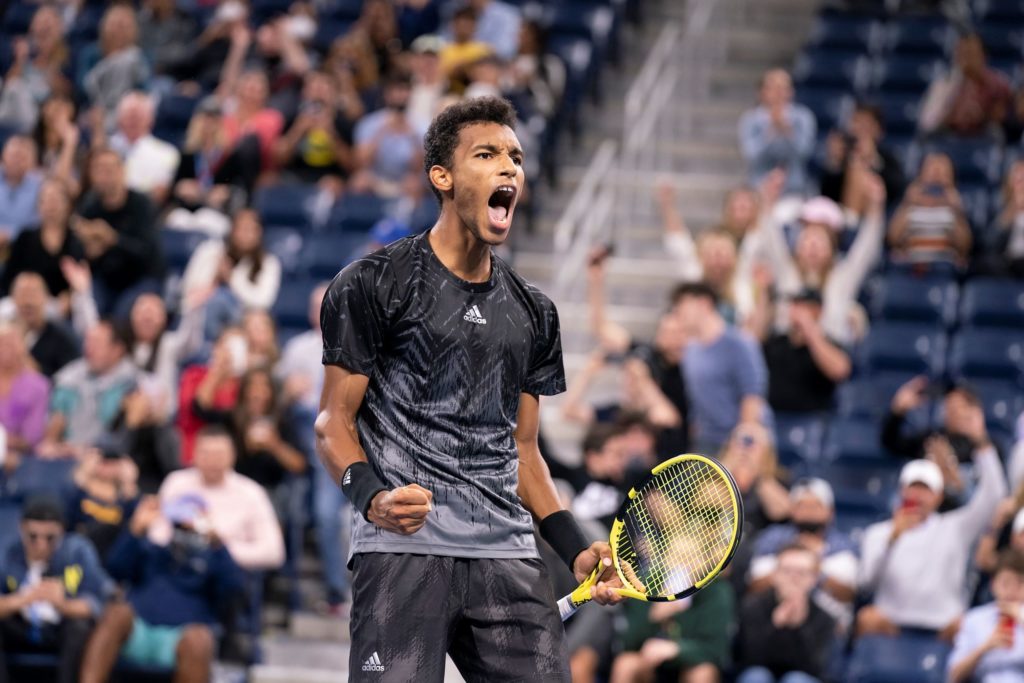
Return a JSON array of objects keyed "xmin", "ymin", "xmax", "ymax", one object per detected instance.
[{"xmin": 0, "ymin": 497, "xmax": 112, "ymax": 683}]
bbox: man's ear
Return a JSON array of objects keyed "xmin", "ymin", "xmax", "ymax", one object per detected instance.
[{"xmin": 429, "ymin": 165, "xmax": 452, "ymax": 195}]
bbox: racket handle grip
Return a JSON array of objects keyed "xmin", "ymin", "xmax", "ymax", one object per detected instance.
[{"xmin": 557, "ymin": 594, "xmax": 580, "ymax": 621}]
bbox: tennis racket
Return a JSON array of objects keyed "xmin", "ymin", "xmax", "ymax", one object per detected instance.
[{"xmin": 557, "ymin": 453, "xmax": 743, "ymax": 621}]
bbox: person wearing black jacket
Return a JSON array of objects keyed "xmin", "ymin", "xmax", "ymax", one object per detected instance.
[
  {"xmin": 735, "ymin": 544, "xmax": 836, "ymax": 683},
  {"xmin": 10, "ymin": 273, "xmax": 79, "ymax": 378},
  {"xmin": 819, "ymin": 103, "xmax": 904, "ymax": 215}
]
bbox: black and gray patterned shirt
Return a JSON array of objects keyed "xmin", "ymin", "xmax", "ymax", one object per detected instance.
[{"xmin": 321, "ymin": 231, "xmax": 566, "ymax": 559}]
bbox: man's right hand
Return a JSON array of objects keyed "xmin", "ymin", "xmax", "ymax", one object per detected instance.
[
  {"xmin": 367, "ymin": 484, "xmax": 433, "ymax": 535},
  {"xmin": 891, "ymin": 376, "xmax": 928, "ymax": 415},
  {"xmin": 890, "ymin": 505, "xmax": 923, "ymax": 543}
]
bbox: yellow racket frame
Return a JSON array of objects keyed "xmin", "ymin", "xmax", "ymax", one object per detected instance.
[{"xmin": 563, "ymin": 453, "xmax": 743, "ymax": 615}]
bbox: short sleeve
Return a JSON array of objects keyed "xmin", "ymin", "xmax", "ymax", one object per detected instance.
[
  {"xmin": 523, "ymin": 293, "xmax": 566, "ymax": 396},
  {"xmin": 320, "ymin": 257, "xmax": 390, "ymax": 376}
]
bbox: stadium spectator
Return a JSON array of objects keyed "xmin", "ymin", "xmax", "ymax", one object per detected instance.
[
  {"xmin": 40, "ymin": 320, "xmax": 137, "ymax": 458},
  {"xmin": 277, "ymin": 284, "xmax": 328, "ymax": 413},
  {"xmin": 0, "ymin": 179, "xmax": 82, "ymax": 299},
  {"xmin": 103, "ymin": 91, "xmax": 181, "ymax": 205},
  {"xmin": 81, "ymin": 5, "xmax": 150, "ymax": 125},
  {"xmin": 67, "ymin": 445, "xmax": 140, "ymax": 558},
  {"xmin": 610, "ymin": 578, "xmax": 735, "ymax": 683},
  {"xmin": 738, "ymin": 69, "xmax": 816, "ymax": 196},
  {"xmin": 857, "ymin": 417, "xmax": 1007, "ymax": 638},
  {"xmin": 0, "ymin": 321, "xmax": 49, "ymax": 459},
  {"xmin": 976, "ymin": 493, "xmax": 1024, "ymax": 577},
  {"xmin": 948, "ymin": 549, "xmax": 1024, "ymax": 683},
  {"xmin": 274, "ymin": 69, "xmax": 356, "ymax": 189},
  {"xmin": 719, "ymin": 421, "xmax": 791, "ymax": 533},
  {"xmin": 182, "ymin": 209, "xmax": 282, "ymax": 330},
  {"xmin": 657, "ymin": 183, "xmax": 751, "ymax": 323},
  {"xmin": 459, "ymin": 0, "xmax": 522, "ymax": 61},
  {"xmin": 151, "ymin": 425, "xmax": 286, "ymax": 571},
  {"xmin": 562, "ymin": 422, "xmax": 629, "ymax": 528},
  {"xmin": 755, "ymin": 288, "xmax": 851, "ymax": 413},
  {"xmin": 439, "ymin": 7, "xmax": 494, "ymax": 83},
  {"xmin": 888, "ymin": 152, "xmax": 971, "ymax": 268},
  {"xmin": 137, "ymin": 0, "xmax": 198, "ymax": 82},
  {"xmin": 735, "ymin": 544, "xmax": 837, "ymax": 683},
  {"xmin": 0, "ymin": 497, "xmax": 110, "ymax": 683},
  {"xmin": 218, "ymin": 69, "xmax": 285, "ymax": 172},
  {"xmin": 0, "ymin": 5, "xmax": 69, "ymax": 133},
  {"xmin": 74, "ymin": 148, "xmax": 163, "ymax": 319},
  {"xmin": 987, "ymin": 159, "xmax": 1024, "ymax": 277},
  {"xmin": 31, "ymin": 95, "xmax": 81, "ymax": 195},
  {"xmin": 7, "ymin": 272, "xmax": 79, "ymax": 378},
  {"xmin": 675, "ymin": 282, "xmax": 768, "ymax": 454},
  {"xmin": 352, "ymin": 73, "xmax": 426, "ymax": 202},
  {"xmin": 820, "ymin": 103, "xmax": 904, "ymax": 215},
  {"xmin": 176, "ymin": 327, "xmax": 245, "ymax": 465},
  {"xmin": 165, "ymin": 96, "xmax": 257, "ymax": 237},
  {"xmin": 919, "ymin": 33, "xmax": 1010, "ymax": 139},
  {"xmin": 748, "ymin": 479, "xmax": 857, "ymax": 625},
  {"xmin": 326, "ymin": 29, "xmax": 381, "ymax": 97},
  {"xmin": 0, "ymin": 135, "xmax": 43, "ymax": 246},
  {"xmin": 509, "ymin": 20, "xmax": 565, "ymax": 121},
  {"xmin": 750, "ymin": 170, "xmax": 886, "ymax": 345},
  {"xmin": 355, "ymin": 0, "xmax": 401, "ymax": 78},
  {"xmin": 78, "ymin": 494, "xmax": 243, "ymax": 683}
]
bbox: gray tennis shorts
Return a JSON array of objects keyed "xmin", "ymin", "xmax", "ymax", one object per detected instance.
[{"xmin": 348, "ymin": 553, "xmax": 570, "ymax": 683}]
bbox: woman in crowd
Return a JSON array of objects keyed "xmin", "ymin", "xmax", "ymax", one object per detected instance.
[{"xmin": 0, "ymin": 321, "xmax": 50, "ymax": 462}]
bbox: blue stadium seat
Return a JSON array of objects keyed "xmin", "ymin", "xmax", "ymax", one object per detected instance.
[
  {"xmin": 0, "ymin": 503, "xmax": 21, "ymax": 557},
  {"xmin": 795, "ymin": 88, "xmax": 853, "ymax": 133},
  {"xmin": 262, "ymin": 226, "xmax": 305, "ymax": 275},
  {"xmin": 883, "ymin": 17, "xmax": 952, "ymax": 57},
  {"xmin": 823, "ymin": 416, "xmax": 892, "ymax": 461},
  {"xmin": 868, "ymin": 273, "xmax": 958, "ymax": 326},
  {"xmin": 975, "ymin": 0, "xmax": 1024, "ymax": 23},
  {"xmin": 975, "ymin": 23, "xmax": 1024, "ymax": 60},
  {"xmin": 793, "ymin": 51, "xmax": 868, "ymax": 92},
  {"xmin": 868, "ymin": 92, "xmax": 920, "ymax": 137},
  {"xmin": 922, "ymin": 139, "xmax": 1002, "ymax": 185},
  {"xmin": 948, "ymin": 328, "xmax": 1024, "ymax": 381},
  {"xmin": 833, "ymin": 501, "xmax": 889, "ymax": 536},
  {"xmin": 773, "ymin": 413, "xmax": 827, "ymax": 468},
  {"xmin": 847, "ymin": 633, "xmax": 951, "ymax": 683},
  {"xmin": 300, "ymin": 234, "xmax": 369, "ymax": 280},
  {"xmin": 966, "ymin": 377, "xmax": 1024, "ymax": 440},
  {"xmin": 805, "ymin": 15, "xmax": 879, "ymax": 54},
  {"xmin": 154, "ymin": 93, "xmax": 200, "ymax": 136},
  {"xmin": 836, "ymin": 372, "xmax": 933, "ymax": 431},
  {"xmin": 858, "ymin": 322, "xmax": 947, "ymax": 377},
  {"xmin": 160, "ymin": 229, "xmax": 208, "ymax": 275},
  {"xmin": 870, "ymin": 55, "xmax": 942, "ymax": 94},
  {"xmin": 253, "ymin": 183, "xmax": 317, "ymax": 230},
  {"xmin": 329, "ymin": 193, "xmax": 388, "ymax": 233},
  {"xmin": 959, "ymin": 278, "xmax": 1024, "ymax": 328},
  {"xmin": 8, "ymin": 459, "xmax": 76, "ymax": 502},
  {"xmin": 313, "ymin": 19, "xmax": 355, "ymax": 53},
  {"xmin": 2, "ymin": 2, "xmax": 36, "ymax": 35},
  {"xmin": 814, "ymin": 458, "xmax": 900, "ymax": 513},
  {"xmin": 272, "ymin": 278, "xmax": 320, "ymax": 330}
]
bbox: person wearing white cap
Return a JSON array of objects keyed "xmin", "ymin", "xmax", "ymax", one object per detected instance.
[
  {"xmin": 748, "ymin": 478, "xmax": 858, "ymax": 628},
  {"xmin": 948, "ymin": 549, "xmax": 1024, "ymax": 683},
  {"xmin": 857, "ymin": 409, "xmax": 1007, "ymax": 638}
]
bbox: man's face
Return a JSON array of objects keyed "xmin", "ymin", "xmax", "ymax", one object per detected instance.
[
  {"xmin": 89, "ymin": 152, "xmax": 124, "ymax": 197},
  {"xmin": 12, "ymin": 276, "xmax": 48, "ymax": 328},
  {"xmin": 901, "ymin": 482, "xmax": 942, "ymax": 516},
  {"xmin": 441, "ymin": 122, "xmax": 525, "ymax": 246},
  {"xmin": 673, "ymin": 296, "xmax": 705, "ymax": 335},
  {"xmin": 698, "ymin": 234, "xmax": 736, "ymax": 288},
  {"xmin": 991, "ymin": 568, "xmax": 1024, "ymax": 604},
  {"xmin": 453, "ymin": 15, "xmax": 476, "ymax": 42},
  {"xmin": 383, "ymin": 82, "xmax": 412, "ymax": 111},
  {"xmin": 956, "ymin": 37, "xmax": 985, "ymax": 75},
  {"xmin": 2, "ymin": 139, "xmax": 35, "ymax": 179},
  {"xmin": 850, "ymin": 110, "xmax": 881, "ymax": 142},
  {"xmin": 83, "ymin": 324, "xmax": 123, "ymax": 374},
  {"xmin": 773, "ymin": 549, "xmax": 818, "ymax": 599},
  {"xmin": 194, "ymin": 434, "xmax": 235, "ymax": 485},
  {"xmin": 791, "ymin": 494, "xmax": 831, "ymax": 527},
  {"xmin": 760, "ymin": 70, "xmax": 793, "ymax": 108},
  {"xmin": 653, "ymin": 310, "xmax": 686, "ymax": 362},
  {"xmin": 944, "ymin": 390, "xmax": 973, "ymax": 434},
  {"xmin": 117, "ymin": 98, "xmax": 152, "ymax": 140},
  {"xmin": 585, "ymin": 435, "xmax": 626, "ymax": 482},
  {"xmin": 303, "ymin": 73, "xmax": 333, "ymax": 104},
  {"xmin": 21, "ymin": 520, "xmax": 63, "ymax": 564}
]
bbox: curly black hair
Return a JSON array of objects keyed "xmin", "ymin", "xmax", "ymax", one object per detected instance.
[{"xmin": 423, "ymin": 96, "xmax": 518, "ymax": 203}]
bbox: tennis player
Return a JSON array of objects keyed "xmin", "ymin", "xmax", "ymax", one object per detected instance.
[{"xmin": 315, "ymin": 96, "xmax": 622, "ymax": 681}]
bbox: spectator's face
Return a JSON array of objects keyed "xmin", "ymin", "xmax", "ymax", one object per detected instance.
[
  {"xmin": 619, "ymin": 425, "xmax": 657, "ymax": 467},
  {"xmin": 991, "ymin": 567, "xmax": 1024, "ymax": 604},
  {"xmin": 41, "ymin": 96, "xmax": 74, "ymax": 131},
  {"xmin": 453, "ymin": 15, "xmax": 476, "ymax": 42},
  {"xmin": 256, "ymin": 23, "xmax": 282, "ymax": 56},
  {"xmin": 89, "ymin": 152, "xmax": 125, "ymax": 197},
  {"xmin": 442, "ymin": 122, "xmax": 524, "ymax": 246},
  {"xmin": 673, "ymin": 295, "xmax": 709, "ymax": 335},
  {"xmin": 194, "ymin": 434, "xmax": 235, "ymax": 485},
  {"xmin": 919, "ymin": 154, "xmax": 954, "ymax": 188},
  {"xmin": 84, "ymin": 324, "xmax": 124, "ymax": 375},
  {"xmin": 585, "ymin": 435, "xmax": 627, "ymax": 482},
  {"xmin": 37, "ymin": 180, "xmax": 70, "ymax": 224},
  {"xmin": 242, "ymin": 371, "xmax": 274, "ymax": 415},
  {"xmin": 698, "ymin": 234, "xmax": 736, "ymax": 290},
  {"xmin": 795, "ymin": 224, "xmax": 834, "ymax": 274},
  {"xmin": 130, "ymin": 294, "xmax": 167, "ymax": 344},
  {"xmin": 469, "ymin": 60, "xmax": 502, "ymax": 86},
  {"xmin": 238, "ymin": 73, "xmax": 269, "ymax": 108},
  {"xmin": 101, "ymin": 6, "xmax": 137, "ymax": 52},
  {"xmin": 230, "ymin": 211, "xmax": 263, "ymax": 254},
  {"xmin": 411, "ymin": 51, "xmax": 441, "ymax": 81},
  {"xmin": 653, "ymin": 310, "xmax": 686, "ymax": 362},
  {"xmin": 850, "ymin": 109, "xmax": 882, "ymax": 142},
  {"xmin": 956, "ymin": 37, "xmax": 985, "ymax": 76},
  {"xmin": 243, "ymin": 311, "xmax": 275, "ymax": 356},
  {"xmin": 724, "ymin": 189, "xmax": 758, "ymax": 231},
  {"xmin": 772, "ymin": 549, "xmax": 819, "ymax": 599},
  {"xmin": 0, "ymin": 327, "xmax": 26, "ymax": 371},
  {"xmin": 788, "ymin": 300, "xmax": 822, "ymax": 332},
  {"xmin": 759, "ymin": 70, "xmax": 793, "ymax": 108},
  {"xmin": 383, "ymin": 82, "xmax": 412, "ymax": 111},
  {"xmin": 11, "ymin": 275, "xmax": 48, "ymax": 328},
  {"xmin": 117, "ymin": 97, "xmax": 154, "ymax": 140},
  {"xmin": 303, "ymin": 73, "xmax": 333, "ymax": 105},
  {"xmin": 901, "ymin": 481, "xmax": 942, "ymax": 516},
  {"xmin": 30, "ymin": 7, "xmax": 63, "ymax": 53},
  {"xmin": 943, "ymin": 390, "xmax": 974, "ymax": 435},
  {"xmin": 791, "ymin": 493, "xmax": 832, "ymax": 526},
  {"xmin": 20, "ymin": 520, "xmax": 63, "ymax": 563},
  {"xmin": 2, "ymin": 139, "xmax": 37, "ymax": 180},
  {"xmin": 518, "ymin": 22, "xmax": 541, "ymax": 55}
]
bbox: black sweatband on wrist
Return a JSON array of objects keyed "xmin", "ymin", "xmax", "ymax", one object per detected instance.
[
  {"xmin": 341, "ymin": 462, "xmax": 388, "ymax": 522},
  {"xmin": 539, "ymin": 510, "xmax": 591, "ymax": 570}
]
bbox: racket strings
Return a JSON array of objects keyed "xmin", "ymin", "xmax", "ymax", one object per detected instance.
[{"xmin": 615, "ymin": 461, "xmax": 738, "ymax": 598}]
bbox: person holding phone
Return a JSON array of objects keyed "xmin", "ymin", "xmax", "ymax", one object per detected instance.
[{"xmin": 856, "ymin": 406, "xmax": 1008, "ymax": 640}]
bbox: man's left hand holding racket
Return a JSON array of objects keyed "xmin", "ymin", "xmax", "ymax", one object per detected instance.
[{"xmin": 572, "ymin": 542, "xmax": 626, "ymax": 606}]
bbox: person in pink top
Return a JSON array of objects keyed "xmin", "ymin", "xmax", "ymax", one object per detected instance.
[
  {"xmin": 151, "ymin": 424, "xmax": 284, "ymax": 571},
  {"xmin": 0, "ymin": 321, "xmax": 50, "ymax": 461},
  {"xmin": 220, "ymin": 71, "xmax": 284, "ymax": 172}
]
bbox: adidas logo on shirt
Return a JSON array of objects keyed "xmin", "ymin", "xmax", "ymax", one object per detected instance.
[
  {"xmin": 362, "ymin": 651, "xmax": 385, "ymax": 673},
  {"xmin": 463, "ymin": 305, "xmax": 487, "ymax": 325}
]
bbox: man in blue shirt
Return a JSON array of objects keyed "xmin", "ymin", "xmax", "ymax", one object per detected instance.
[
  {"xmin": 0, "ymin": 497, "xmax": 112, "ymax": 683},
  {"xmin": 0, "ymin": 135, "xmax": 43, "ymax": 246}
]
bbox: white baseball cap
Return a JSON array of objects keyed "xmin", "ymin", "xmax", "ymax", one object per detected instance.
[
  {"xmin": 791, "ymin": 478, "xmax": 834, "ymax": 509},
  {"xmin": 899, "ymin": 459, "xmax": 944, "ymax": 494},
  {"xmin": 1013, "ymin": 508, "xmax": 1024, "ymax": 536}
]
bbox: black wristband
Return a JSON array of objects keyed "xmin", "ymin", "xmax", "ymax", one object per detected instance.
[
  {"xmin": 539, "ymin": 510, "xmax": 591, "ymax": 570},
  {"xmin": 341, "ymin": 462, "xmax": 388, "ymax": 522}
]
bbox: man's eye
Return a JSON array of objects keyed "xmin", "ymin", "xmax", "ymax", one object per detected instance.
[
  {"xmin": 512, "ymin": 157, "xmax": 523, "ymax": 165},
  {"xmin": 478, "ymin": 153, "xmax": 492, "ymax": 159}
]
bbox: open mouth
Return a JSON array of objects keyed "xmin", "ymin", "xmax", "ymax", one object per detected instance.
[{"xmin": 487, "ymin": 185, "xmax": 517, "ymax": 230}]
